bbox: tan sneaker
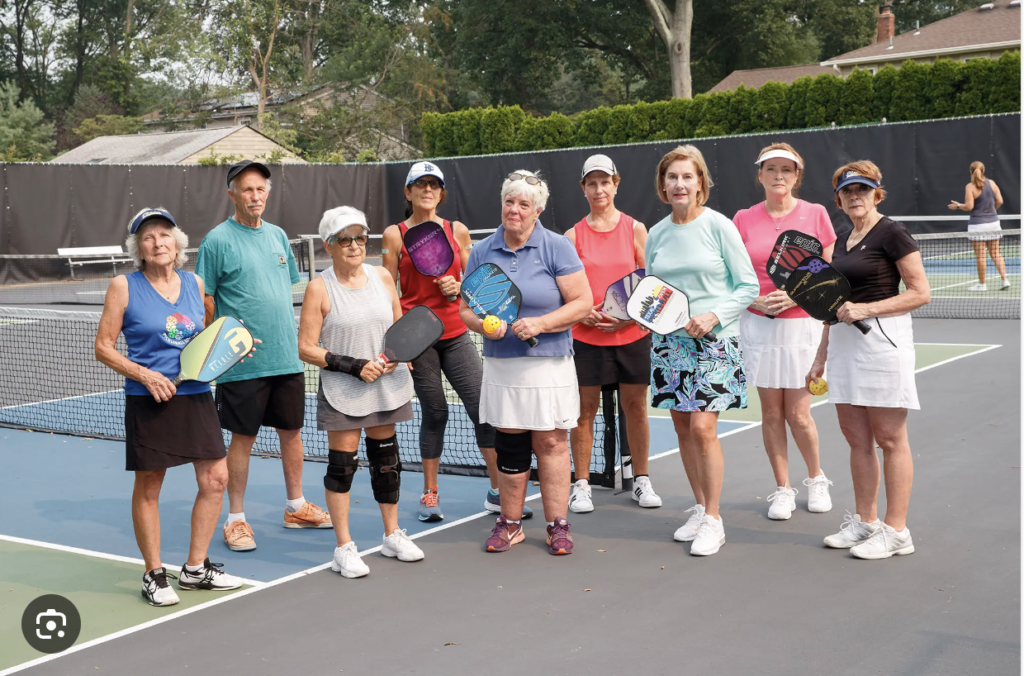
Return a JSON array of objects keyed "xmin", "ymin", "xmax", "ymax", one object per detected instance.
[
  {"xmin": 224, "ymin": 520, "xmax": 257, "ymax": 551},
  {"xmin": 284, "ymin": 501, "xmax": 333, "ymax": 529}
]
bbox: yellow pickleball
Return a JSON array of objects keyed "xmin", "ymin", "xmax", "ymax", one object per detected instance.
[
  {"xmin": 809, "ymin": 378, "xmax": 828, "ymax": 396},
  {"xmin": 482, "ymin": 315, "xmax": 502, "ymax": 335}
]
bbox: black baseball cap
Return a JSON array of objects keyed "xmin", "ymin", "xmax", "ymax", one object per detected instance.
[{"xmin": 226, "ymin": 160, "xmax": 271, "ymax": 187}]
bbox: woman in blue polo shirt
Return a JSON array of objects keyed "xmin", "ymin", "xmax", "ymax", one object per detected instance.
[{"xmin": 460, "ymin": 170, "xmax": 592, "ymax": 556}]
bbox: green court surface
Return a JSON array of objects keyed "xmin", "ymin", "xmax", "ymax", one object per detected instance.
[
  {"xmin": 0, "ymin": 539, "xmax": 250, "ymax": 671},
  {"xmin": 649, "ymin": 342, "xmax": 996, "ymax": 422}
]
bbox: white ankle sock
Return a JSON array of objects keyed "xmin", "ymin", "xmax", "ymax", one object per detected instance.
[
  {"xmin": 285, "ymin": 497, "xmax": 305, "ymax": 513},
  {"xmin": 226, "ymin": 512, "xmax": 246, "ymax": 525},
  {"xmin": 184, "ymin": 562, "xmax": 205, "ymax": 574}
]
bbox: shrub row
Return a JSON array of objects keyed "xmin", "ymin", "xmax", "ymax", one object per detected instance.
[{"xmin": 421, "ymin": 52, "xmax": 1020, "ymax": 157}]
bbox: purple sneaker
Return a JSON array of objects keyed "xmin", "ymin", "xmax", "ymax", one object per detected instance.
[
  {"xmin": 486, "ymin": 515, "xmax": 525, "ymax": 553},
  {"xmin": 546, "ymin": 517, "xmax": 573, "ymax": 555}
]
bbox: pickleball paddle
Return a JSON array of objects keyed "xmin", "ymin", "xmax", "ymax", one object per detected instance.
[
  {"xmin": 171, "ymin": 316, "xmax": 254, "ymax": 386},
  {"xmin": 785, "ymin": 255, "xmax": 871, "ymax": 335},
  {"xmin": 404, "ymin": 221, "xmax": 457, "ymax": 301},
  {"xmin": 626, "ymin": 275, "xmax": 717, "ymax": 341},
  {"xmin": 378, "ymin": 305, "xmax": 444, "ymax": 364},
  {"xmin": 461, "ymin": 262, "xmax": 538, "ymax": 347}
]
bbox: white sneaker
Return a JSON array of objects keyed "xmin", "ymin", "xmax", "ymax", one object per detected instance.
[
  {"xmin": 1001, "ymin": 278, "xmax": 1012, "ymax": 290},
  {"xmin": 141, "ymin": 568, "xmax": 180, "ymax": 607},
  {"xmin": 803, "ymin": 474, "xmax": 834, "ymax": 513},
  {"xmin": 631, "ymin": 476, "xmax": 663, "ymax": 508},
  {"xmin": 823, "ymin": 512, "xmax": 882, "ymax": 548},
  {"xmin": 851, "ymin": 523, "xmax": 915, "ymax": 560},
  {"xmin": 968, "ymin": 283, "xmax": 987, "ymax": 292},
  {"xmin": 568, "ymin": 479, "xmax": 594, "ymax": 513},
  {"xmin": 767, "ymin": 486, "xmax": 797, "ymax": 520},
  {"xmin": 331, "ymin": 542, "xmax": 370, "ymax": 578},
  {"xmin": 177, "ymin": 558, "xmax": 244, "ymax": 591},
  {"xmin": 689, "ymin": 514, "xmax": 725, "ymax": 556},
  {"xmin": 382, "ymin": 529, "xmax": 425, "ymax": 562},
  {"xmin": 673, "ymin": 504, "xmax": 705, "ymax": 542}
]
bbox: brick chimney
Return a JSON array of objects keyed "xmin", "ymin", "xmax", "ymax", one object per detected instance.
[{"xmin": 877, "ymin": 4, "xmax": 895, "ymax": 43}]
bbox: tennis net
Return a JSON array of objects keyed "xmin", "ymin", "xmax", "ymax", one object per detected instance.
[{"xmin": 0, "ymin": 306, "xmax": 618, "ymax": 484}]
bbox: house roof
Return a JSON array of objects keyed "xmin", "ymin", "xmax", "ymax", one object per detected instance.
[
  {"xmin": 52, "ymin": 127, "xmax": 276, "ymax": 164},
  {"xmin": 822, "ymin": 0, "xmax": 1021, "ymax": 65},
  {"xmin": 708, "ymin": 64, "xmax": 836, "ymax": 93}
]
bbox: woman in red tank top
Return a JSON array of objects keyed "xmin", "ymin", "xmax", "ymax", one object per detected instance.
[
  {"xmin": 382, "ymin": 163, "xmax": 523, "ymax": 522},
  {"xmin": 564, "ymin": 154, "xmax": 661, "ymax": 513}
]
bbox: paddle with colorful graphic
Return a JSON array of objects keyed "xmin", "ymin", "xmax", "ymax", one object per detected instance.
[
  {"xmin": 766, "ymin": 229, "xmax": 824, "ymax": 291},
  {"xmin": 785, "ymin": 255, "xmax": 871, "ymax": 335},
  {"xmin": 461, "ymin": 262, "xmax": 538, "ymax": 347},
  {"xmin": 601, "ymin": 268, "xmax": 646, "ymax": 321},
  {"xmin": 378, "ymin": 305, "xmax": 444, "ymax": 365},
  {"xmin": 626, "ymin": 275, "xmax": 716, "ymax": 341},
  {"xmin": 403, "ymin": 220, "xmax": 457, "ymax": 301},
  {"xmin": 171, "ymin": 316, "xmax": 254, "ymax": 386}
]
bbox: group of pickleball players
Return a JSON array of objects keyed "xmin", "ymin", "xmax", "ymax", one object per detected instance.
[{"xmin": 99, "ymin": 141, "xmax": 999, "ymax": 606}]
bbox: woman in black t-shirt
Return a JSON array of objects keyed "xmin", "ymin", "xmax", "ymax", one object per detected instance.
[{"xmin": 806, "ymin": 160, "xmax": 930, "ymax": 562}]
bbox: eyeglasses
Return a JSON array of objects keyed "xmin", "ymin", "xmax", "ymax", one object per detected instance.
[
  {"xmin": 507, "ymin": 172, "xmax": 543, "ymax": 186},
  {"xmin": 328, "ymin": 235, "xmax": 367, "ymax": 248},
  {"xmin": 410, "ymin": 178, "xmax": 441, "ymax": 190}
]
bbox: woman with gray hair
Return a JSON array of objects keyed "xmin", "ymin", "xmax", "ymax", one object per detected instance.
[
  {"xmin": 460, "ymin": 170, "xmax": 593, "ymax": 556},
  {"xmin": 298, "ymin": 205, "xmax": 425, "ymax": 578},
  {"xmin": 95, "ymin": 207, "xmax": 245, "ymax": 606}
]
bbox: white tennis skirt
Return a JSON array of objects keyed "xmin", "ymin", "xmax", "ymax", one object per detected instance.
[
  {"xmin": 739, "ymin": 312, "xmax": 821, "ymax": 389},
  {"xmin": 480, "ymin": 356, "xmax": 580, "ymax": 430},
  {"xmin": 968, "ymin": 220, "xmax": 1002, "ymax": 242},
  {"xmin": 827, "ymin": 313, "xmax": 919, "ymax": 410}
]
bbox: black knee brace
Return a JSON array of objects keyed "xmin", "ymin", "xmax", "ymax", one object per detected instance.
[
  {"xmin": 495, "ymin": 430, "xmax": 532, "ymax": 474},
  {"xmin": 324, "ymin": 449, "xmax": 359, "ymax": 494},
  {"xmin": 366, "ymin": 435, "xmax": 401, "ymax": 504}
]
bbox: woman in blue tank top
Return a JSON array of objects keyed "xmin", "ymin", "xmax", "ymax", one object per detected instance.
[{"xmin": 95, "ymin": 208, "xmax": 244, "ymax": 606}]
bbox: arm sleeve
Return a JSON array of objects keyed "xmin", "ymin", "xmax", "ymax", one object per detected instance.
[
  {"xmin": 813, "ymin": 204, "xmax": 838, "ymax": 247},
  {"xmin": 193, "ymin": 238, "xmax": 218, "ymax": 297},
  {"xmin": 883, "ymin": 219, "xmax": 920, "ymax": 261},
  {"xmin": 711, "ymin": 216, "xmax": 760, "ymax": 327},
  {"xmin": 284, "ymin": 231, "xmax": 301, "ymax": 284}
]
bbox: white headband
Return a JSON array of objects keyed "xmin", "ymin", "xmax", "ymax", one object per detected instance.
[{"xmin": 755, "ymin": 149, "xmax": 803, "ymax": 169}]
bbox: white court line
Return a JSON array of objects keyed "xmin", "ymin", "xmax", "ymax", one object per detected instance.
[
  {"xmin": 0, "ymin": 389, "xmax": 121, "ymax": 412},
  {"xmin": 0, "ymin": 342, "xmax": 1001, "ymax": 676}
]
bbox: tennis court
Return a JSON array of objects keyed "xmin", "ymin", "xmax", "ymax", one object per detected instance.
[{"xmin": 2, "ymin": 316, "xmax": 1017, "ymax": 675}]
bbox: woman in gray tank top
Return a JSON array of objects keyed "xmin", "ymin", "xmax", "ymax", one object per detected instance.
[
  {"xmin": 949, "ymin": 161, "xmax": 1010, "ymax": 291},
  {"xmin": 298, "ymin": 206, "xmax": 424, "ymax": 578}
]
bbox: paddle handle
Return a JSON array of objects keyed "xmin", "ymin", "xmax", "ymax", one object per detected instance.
[
  {"xmin": 445, "ymin": 293, "xmax": 458, "ymax": 302},
  {"xmin": 171, "ymin": 374, "xmax": 184, "ymax": 387},
  {"xmin": 526, "ymin": 336, "xmax": 539, "ymax": 348},
  {"xmin": 853, "ymin": 320, "xmax": 872, "ymax": 335},
  {"xmin": 703, "ymin": 331, "xmax": 717, "ymax": 342}
]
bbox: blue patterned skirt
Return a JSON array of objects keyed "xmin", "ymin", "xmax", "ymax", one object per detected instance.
[{"xmin": 650, "ymin": 334, "xmax": 748, "ymax": 412}]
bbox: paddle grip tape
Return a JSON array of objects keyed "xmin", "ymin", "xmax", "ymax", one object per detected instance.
[
  {"xmin": 325, "ymin": 352, "xmax": 370, "ymax": 380},
  {"xmin": 367, "ymin": 435, "xmax": 402, "ymax": 504},
  {"xmin": 495, "ymin": 431, "xmax": 532, "ymax": 475},
  {"xmin": 324, "ymin": 449, "xmax": 359, "ymax": 493}
]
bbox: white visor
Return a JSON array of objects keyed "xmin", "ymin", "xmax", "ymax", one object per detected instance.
[{"xmin": 755, "ymin": 149, "xmax": 803, "ymax": 169}]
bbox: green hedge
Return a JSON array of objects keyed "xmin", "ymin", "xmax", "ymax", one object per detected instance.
[{"xmin": 421, "ymin": 52, "xmax": 1021, "ymax": 157}]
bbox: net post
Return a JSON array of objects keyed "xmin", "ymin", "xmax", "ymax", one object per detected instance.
[
  {"xmin": 305, "ymin": 236, "xmax": 317, "ymax": 281},
  {"xmin": 600, "ymin": 385, "xmax": 617, "ymax": 488},
  {"xmin": 618, "ymin": 389, "xmax": 632, "ymax": 491}
]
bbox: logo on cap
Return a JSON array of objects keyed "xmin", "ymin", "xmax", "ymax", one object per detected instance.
[{"xmin": 423, "ymin": 163, "xmax": 435, "ymax": 172}]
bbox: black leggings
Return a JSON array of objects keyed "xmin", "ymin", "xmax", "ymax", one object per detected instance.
[{"xmin": 409, "ymin": 332, "xmax": 495, "ymax": 460}]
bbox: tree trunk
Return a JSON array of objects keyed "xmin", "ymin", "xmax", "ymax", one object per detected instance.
[{"xmin": 642, "ymin": 0, "xmax": 693, "ymax": 99}]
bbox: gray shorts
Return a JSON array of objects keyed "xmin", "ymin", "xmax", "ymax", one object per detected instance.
[{"xmin": 316, "ymin": 384, "xmax": 413, "ymax": 432}]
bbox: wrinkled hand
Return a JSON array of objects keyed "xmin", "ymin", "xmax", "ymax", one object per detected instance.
[
  {"xmin": 142, "ymin": 368, "xmax": 176, "ymax": 402},
  {"xmin": 381, "ymin": 360, "xmax": 399, "ymax": 375},
  {"xmin": 836, "ymin": 302, "xmax": 870, "ymax": 324},
  {"xmin": 579, "ymin": 307, "xmax": 604, "ymax": 327},
  {"xmin": 435, "ymin": 275, "xmax": 460, "ymax": 299},
  {"xmin": 483, "ymin": 319, "xmax": 507, "ymax": 341},
  {"xmin": 805, "ymin": 359, "xmax": 826, "ymax": 393},
  {"xmin": 595, "ymin": 312, "xmax": 633, "ymax": 333},
  {"xmin": 511, "ymin": 317, "xmax": 544, "ymax": 342},
  {"xmin": 684, "ymin": 312, "xmax": 718, "ymax": 339},
  {"xmin": 764, "ymin": 290, "xmax": 796, "ymax": 315},
  {"xmin": 360, "ymin": 360, "xmax": 385, "ymax": 383}
]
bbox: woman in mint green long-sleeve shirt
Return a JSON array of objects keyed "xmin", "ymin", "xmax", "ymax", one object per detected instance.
[{"xmin": 647, "ymin": 144, "xmax": 759, "ymax": 557}]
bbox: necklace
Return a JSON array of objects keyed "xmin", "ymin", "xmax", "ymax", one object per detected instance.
[{"xmin": 765, "ymin": 200, "xmax": 792, "ymax": 231}]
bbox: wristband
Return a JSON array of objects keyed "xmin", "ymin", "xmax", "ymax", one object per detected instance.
[{"xmin": 325, "ymin": 352, "xmax": 370, "ymax": 379}]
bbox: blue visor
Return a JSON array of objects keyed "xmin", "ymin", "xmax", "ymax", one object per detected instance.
[
  {"xmin": 835, "ymin": 170, "xmax": 880, "ymax": 192},
  {"xmin": 128, "ymin": 208, "xmax": 176, "ymax": 234}
]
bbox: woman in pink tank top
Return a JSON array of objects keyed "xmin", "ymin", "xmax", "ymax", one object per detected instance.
[{"xmin": 565, "ymin": 154, "xmax": 661, "ymax": 513}]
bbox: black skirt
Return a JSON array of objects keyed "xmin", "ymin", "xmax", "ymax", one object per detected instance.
[{"xmin": 125, "ymin": 392, "xmax": 226, "ymax": 471}]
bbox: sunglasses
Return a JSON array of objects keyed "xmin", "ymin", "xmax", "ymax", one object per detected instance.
[
  {"xmin": 410, "ymin": 178, "xmax": 441, "ymax": 190},
  {"xmin": 507, "ymin": 172, "xmax": 543, "ymax": 186},
  {"xmin": 328, "ymin": 235, "xmax": 367, "ymax": 248}
]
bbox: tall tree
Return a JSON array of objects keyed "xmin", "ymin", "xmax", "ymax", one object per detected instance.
[
  {"xmin": 216, "ymin": 0, "xmax": 285, "ymax": 129},
  {"xmin": 642, "ymin": 0, "xmax": 693, "ymax": 98}
]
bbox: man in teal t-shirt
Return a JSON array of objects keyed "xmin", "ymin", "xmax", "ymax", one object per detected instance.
[{"xmin": 194, "ymin": 160, "xmax": 332, "ymax": 552}]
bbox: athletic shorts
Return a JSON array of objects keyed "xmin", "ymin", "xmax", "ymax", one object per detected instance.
[
  {"xmin": 215, "ymin": 372, "xmax": 305, "ymax": 436},
  {"xmin": 125, "ymin": 392, "xmax": 225, "ymax": 471},
  {"xmin": 573, "ymin": 335, "xmax": 652, "ymax": 387}
]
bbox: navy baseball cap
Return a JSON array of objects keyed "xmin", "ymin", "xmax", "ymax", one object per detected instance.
[
  {"xmin": 835, "ymin": 169, "xmax": 880, "ymax": 192},
  {"xmin": 226, "ymin": 159, "xmax": 271, "ymax": 187},
  {"xmin": 128, "ymin": 207, "xmax": 176, "ymax": 235}
]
